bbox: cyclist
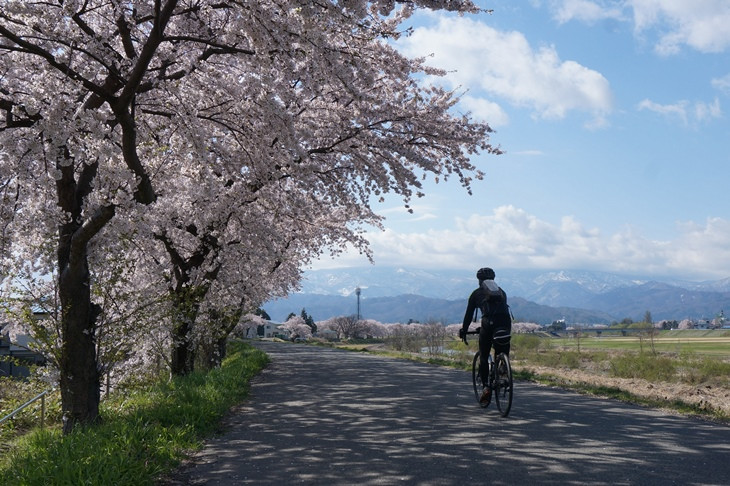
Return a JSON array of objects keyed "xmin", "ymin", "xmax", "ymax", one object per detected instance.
[{"xmin": 459, "ymin": 267, "xmax": 512, "ymax": 404}]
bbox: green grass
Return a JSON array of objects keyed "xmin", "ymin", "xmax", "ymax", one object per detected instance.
[
  {"xmin": 0, "ymin": 340, "xmax": 268, "ymax": 485},
  {"xmin": 0, "ymin": 377, "xmax": 63, "ymax": 453},
  {"xmin": 553, "ymin": 331, "xmax": 730, "ymax": 357}
]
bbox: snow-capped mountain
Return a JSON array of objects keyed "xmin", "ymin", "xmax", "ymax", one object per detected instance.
[
  {"xmin": 299, "ymin": 266, "xmax": 650, "ymax": 302},
  {"xmin": 263, "ymin": 266, "xmax": 730, "ymax": 324}
]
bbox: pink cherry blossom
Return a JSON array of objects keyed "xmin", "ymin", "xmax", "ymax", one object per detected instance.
[{"xmin": 1, "ymin": 0, "xmax": 496, "ymax": 433}]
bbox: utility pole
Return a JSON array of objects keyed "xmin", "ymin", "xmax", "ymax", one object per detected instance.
[{"xmin": 355, "ymin": 287, "xmax": 361, "ymax": 321}]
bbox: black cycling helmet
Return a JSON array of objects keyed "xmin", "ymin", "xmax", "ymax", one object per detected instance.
[{"xmin": 476, "ymin": 267, "xmax": 495, "ymax": 281}]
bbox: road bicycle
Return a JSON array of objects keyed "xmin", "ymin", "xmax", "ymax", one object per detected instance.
[{"xmin": 464, "ymin": 328, "xmax": 513, "ymax": 417}]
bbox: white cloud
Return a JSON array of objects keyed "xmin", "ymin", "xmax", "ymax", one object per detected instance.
[
  {"xmin": 638, "ymin": 97, "xmax": 722, "ymax": 124},
  {"xmin": 459, "ymin": 95, "xmax": 510, "ymax": 127},
  {"xmin": 671, "ymin": 218, "xmax": 730, "ymax": 272},
  {"xmin": 637, "ymin": 98, "xmax": 689, "ymax": 124},
  {"xmin": 694, "ymin": 98, "xmax": 722, "ymax": 122},
  {"xmin": 547, "ymin": 1, "xmax": 730, "ymax": 55},
  {"xmin": 711, "ymin": 73, "xmax": 730, "ymax": 93},
  {"xmin": 628, "ymin": 0, "xmax": 730, "ymax": 54},
  {"xmin": 551, "ymin": 0, "xmax": 625, "ymax": 24},
  {"xmin": 313, "ymin": 206, "xmax": 730, "ymax": 281},
  {"xmin": 396, "ymin": 16, "xmax": 613, "ymax": 124}
]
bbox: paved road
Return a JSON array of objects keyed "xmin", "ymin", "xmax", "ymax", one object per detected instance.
[{"xmin": 166, "ymin": 342, "xmax": 730, "ymax": 485}]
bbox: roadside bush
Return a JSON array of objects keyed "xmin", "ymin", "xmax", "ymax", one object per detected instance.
[
  {"xmin": 682, "ymin": 357, "xmax": 730, "ymax": 386},
  {"xmin": 511, "ymin": 334, "xmax": 541, "ymax": 359},
  {"xmin": 609, "ymin": 352, "xmax": 676, "ymax": 382},
  {"xmin": 531, "ymin": 350, "xmax": 582, "ymax": 369}
]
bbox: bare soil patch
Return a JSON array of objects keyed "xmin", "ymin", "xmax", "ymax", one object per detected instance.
[{"xmin": 517, "ymin": 363, "xmax": 730, "ymax": 418}]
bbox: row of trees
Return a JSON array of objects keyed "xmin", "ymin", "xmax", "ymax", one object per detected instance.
[
  {"xmin": 0, "ymin": 1, "xmax": 497, "ymax": 433},
  {"xmin": 260, "ymin": 314, "xmax": 542, "ymax": 349}
]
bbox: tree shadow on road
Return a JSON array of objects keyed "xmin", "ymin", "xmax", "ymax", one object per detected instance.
[{"xmin": 166, "ymin": 342, "xmax": 730, "ymax": 485}]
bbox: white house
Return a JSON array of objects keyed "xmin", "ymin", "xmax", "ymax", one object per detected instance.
[{"xmin": 244, "ymin": 321, "xmax": 290, "ymax": 339}]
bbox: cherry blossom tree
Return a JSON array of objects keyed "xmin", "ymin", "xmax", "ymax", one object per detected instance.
[
  {"xmin": 146, "ymin": 176, "xmax": 377, "ymax": 373},
  {"xmin": 280, "ymin": 315, "xmax": 312, "ymax": 341},
  {"xmin": 446, "ymin": 323, "xmax": 462, "ymax": 336},
  {"xmin": 360, "ymin": 319, "xmax": 388, "ymax": 339},
  {"xmin": 386, "ymin": 323, "xmax": 423, "ymax": 351},
  {"xmin": 1, "ymin": 0, "xmax": 495, "ymax": 433},
  {"xmin": 232, "ymin": 313, "xmax": 268, "ymax": 340},
  {"xmin": 319, "ymin": 314, "xmax": 379, "ymax": 340},
  {"xmin": 86, "ymin": 233, "xmax": 168, "ymax": 391},
  {"xmin": 422, "ymin": 320, "xmax": 448, "ymax": 355},
  {"xmin": 513, "ymin": 322, "xmax": 542, "ymax": 333}
]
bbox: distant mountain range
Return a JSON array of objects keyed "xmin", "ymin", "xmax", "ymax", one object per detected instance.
[{"xmin": 262, "ymin": 267, "xmax": 730, "ymax": 325}]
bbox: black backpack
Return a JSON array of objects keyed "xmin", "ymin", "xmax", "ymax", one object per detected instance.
[
  {"xmin": 478, "ymin": 280, "xmax": 511, "ymax": 328},
  {"xmin": 478, "ymin": 280, "xmax": 512, "ymax": 353}
]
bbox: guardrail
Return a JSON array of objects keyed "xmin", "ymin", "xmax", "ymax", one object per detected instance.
[{"xmin": 0, "ymin": 389, "xmax": 52, "ymax": 429}]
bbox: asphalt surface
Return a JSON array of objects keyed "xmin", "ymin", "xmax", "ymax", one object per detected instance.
[{"xmin": 164, "ymin": 341, "xmax": 730, "ymax": 485}]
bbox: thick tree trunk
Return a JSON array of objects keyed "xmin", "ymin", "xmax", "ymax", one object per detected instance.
[
  {"xmin": 170, "ymin": 317, "xmax": 195, "ymax": 376},
  {"xmin": 196, "ymin": 335, "xmax": 228, "ymax": 371},
  {"xmin": 58, "ymin": 247, "xmax": 100, "ymax": 434},
  {"xmin": 55, "ymin": 161, "xmax": 113, "ymax": 434},
  {"xmin": 168, "ymin": 285, "xmax": 211, "ymax": 376},
  {"xmin": 214, "ymin": 336, "xmax": 227, "ymax": 366},
  {"xmin": 197, "ymin": 307, "xmax": 241, "ymax": 371}
]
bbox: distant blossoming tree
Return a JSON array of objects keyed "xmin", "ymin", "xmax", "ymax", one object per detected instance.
[
  {"xmin": 513, "ymin": 322, "xmax": 542, "ymax": 333},
  {"xmin": 280, "ymin": 315, "xmax": 312, "ymax": 341}
]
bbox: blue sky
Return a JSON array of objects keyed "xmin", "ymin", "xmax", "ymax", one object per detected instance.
[{"xmin": 312, "ymin": 0, "xmax": 730, "ymax": 282}]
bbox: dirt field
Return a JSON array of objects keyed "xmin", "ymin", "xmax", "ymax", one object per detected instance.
[
  {"xmin": 518, "ymin": 363, "xmax": 730, "ymax": 419},
  {"xmin": 520, "ymin": 334, "xmax": 730, "ymax": 420}
]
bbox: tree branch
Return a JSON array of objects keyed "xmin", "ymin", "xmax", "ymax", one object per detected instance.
[
  {"xmin": 116, "ymin": 0, "xmax": 178, "ymax": 107},
  {"xmin": 0, "ymin": 25, "xmax": 106, "ymax": 101},
  {"xmin": 69, "ymin": 204, "xmax": 116, "ymax": 264},
  {"xmin": 116, "ymin": 14, "xmax": 137, "ymax": 59},
  {"xmin": 114, "ymin": 108, "xmax": 156, "ymax": 204}
]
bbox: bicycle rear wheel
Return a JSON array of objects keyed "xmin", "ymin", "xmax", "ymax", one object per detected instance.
[
  {"xmin": 472, "ymin": 351, "xmax": 489, "ymax": 408},
  {"xmin": 494, "ymin": 353, "xmax": 513, "ymax": 417}
]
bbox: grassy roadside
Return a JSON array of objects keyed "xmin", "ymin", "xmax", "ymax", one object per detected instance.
[{"xmin": 0, "ymin": 340, "xmax": 269, "ymax": 485}]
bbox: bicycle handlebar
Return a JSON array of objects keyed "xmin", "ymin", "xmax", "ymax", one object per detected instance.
[{"xmin": 462, "ymin": 327, "xmax": 480, "ymax": 344}]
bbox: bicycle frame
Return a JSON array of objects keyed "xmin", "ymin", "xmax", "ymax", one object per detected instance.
[{"xmin": 463, "ymin": 328, "xmax": 513, "ymax": 417}]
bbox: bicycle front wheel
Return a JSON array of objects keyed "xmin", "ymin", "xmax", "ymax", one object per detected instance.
[
  {"xmin": 472, "ymin": 351, "xmax": 488, "ymax": 408},
  {"xmin": 494, "ymin": 353, "xmax": 513, "ymax": 417}
]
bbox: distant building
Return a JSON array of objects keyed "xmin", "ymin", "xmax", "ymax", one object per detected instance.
[
  {"xmin": 314, "ymin": 329, "xmax": 339, "ymax": 341},
  {"xmin": 244, "ymin": 321, "xmax": 290, "ymax": 339},
  {"xmin": 696, "ymin": 320, "xmax": 712, "ymax": 330},
  {"xmin": 0, "ymin": 322, "xmax": 46, "ymax": 378}
]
